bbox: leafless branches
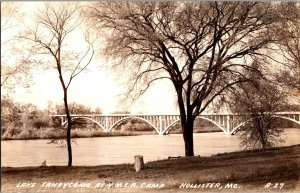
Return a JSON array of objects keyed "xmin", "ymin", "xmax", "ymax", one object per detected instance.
[
  {"xmin": 274, "ymin": 3, "xmax": 300, "ymax": 92},
  {"xmin": 86, "ymin": 2, "xmax": 282, "ymax": 156},
  {"xmin": 88, "ymin": 2, "xmax": 278, "ymax": 115},
  {"xmin": 1, "ymin": 2, "xmax": 36, "ymax": 95},
  {"xmin": 20, "ymin": 2, "xmax": 95, "ymax": 166},
  {"xmin": 21, "ymin": 2, "xmax": 95, "ymax": 91}
]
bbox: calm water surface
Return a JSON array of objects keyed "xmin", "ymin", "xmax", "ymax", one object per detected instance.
[{"xmin": 2, "ymin": 129, "xmax": 299, "ymax": 167}]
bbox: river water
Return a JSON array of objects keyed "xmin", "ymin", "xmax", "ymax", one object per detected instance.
[{"xmin": 2, "ymin": 129, "xmax": 299, "ymax": 167}]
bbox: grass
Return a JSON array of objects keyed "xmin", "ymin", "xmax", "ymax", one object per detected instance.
[{"xmin": 2, "ymin": 144, "xmax": 300, "ymax": 192}]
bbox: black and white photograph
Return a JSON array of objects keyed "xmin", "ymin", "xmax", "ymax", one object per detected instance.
[{"xmin": 1, "ymin": 1, "xmax": 300, "ymax": 192}]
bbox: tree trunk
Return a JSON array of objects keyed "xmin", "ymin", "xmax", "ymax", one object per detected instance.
[
  {"xmin": 182, "ymin": 116, "xmax": 194, "ymax": 156},
  {"xmin": 176, "ymin": 89, "xmax": 195, "ymax": 157},
  {"xmin": 66, "ymin": 120, "xmax": 72, "ymax": 166},
  {"xmin": 63, "ymin": 90, "xmax": 72, "ymax": 167},
  {"xmin": 258, "ymin": 117, "xmax": 266, "ymax": 149}
]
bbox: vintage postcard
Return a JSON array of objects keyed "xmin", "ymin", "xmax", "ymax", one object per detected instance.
[{"xmin": 1, "ymin": 1, "xmax": 300, "ymax": 193}]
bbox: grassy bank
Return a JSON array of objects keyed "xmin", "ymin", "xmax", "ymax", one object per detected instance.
[{"xmin": 2, "ymin": 144, "xmax": 300, "ymax": 192}]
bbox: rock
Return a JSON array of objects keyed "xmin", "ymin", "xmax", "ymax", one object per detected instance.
[
  {"xmin": 134, "ymin": 155, "xmax": 144, "ymax": 172},
  {"xmin": 168, "ymin": 156, "xmax": 181, "ymax": 160},
  {"xmin": 41, "ymin": 160, "xmax": 46, "ymax": 167}
]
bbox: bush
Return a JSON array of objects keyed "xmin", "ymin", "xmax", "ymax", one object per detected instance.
[
  {"xmin": 17, "ymin": 128, "xmax": 38, "ymax": 139},
  {"xmin": 33, "ymin": 119, "xmax": 51, "ymax": 129},
  {"xmin": 2, "ymin": 128, "xmax": 22, "ymax": 139},
  {"xmin": 1, "ymin": 127, "xmax": 65, "ymax": 140},
  {"xmin": 134, "ymin": 123, "xmax": 154, "ymax": 131},
  {"xmin": 30, "ymin": 113, "xmax": 53, "ymax": 129}
]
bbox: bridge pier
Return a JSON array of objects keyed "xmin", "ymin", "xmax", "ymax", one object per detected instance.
[
  {"xmin": 158, "ymin": 116, "xmax": 167, "ymax": 135},
  {"xmin": 105, "ymin": 117, "xmax": 109, "ymax": 132},
  {"xmin": 60, "ymin": 117, "xmax": 65, "ymax": 126},
  {"xmin": 226, "ymin": 115, "xmax": 230, "ymax": 135}
]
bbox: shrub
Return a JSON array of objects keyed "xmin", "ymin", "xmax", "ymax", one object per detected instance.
[
  {"xmin": 33, "ymin": 119, "xmax": 51, "ymax": 129},
  {"xmin": 17, "ymin": 129, "xmax": 38, "ymax": 139}
]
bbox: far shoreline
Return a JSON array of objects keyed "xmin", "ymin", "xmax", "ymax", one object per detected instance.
[
  {"xmin": 1, "ymin": 129, "xmax": 223, "ymax": 141},
  {"xmin": 1, "ymin": 127, "xmax": 300, "ymax": 141},
  {"xmin": 2, "ymin": 127, "xmax": 299, "ymax": 141}
]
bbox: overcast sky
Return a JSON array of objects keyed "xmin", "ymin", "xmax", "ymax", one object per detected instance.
[{"xmin": 2, "ymin": 1, "xmax": 179, "ymax": 114}]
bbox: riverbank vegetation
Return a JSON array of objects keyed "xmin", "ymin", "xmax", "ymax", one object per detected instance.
[
  {"xmin": 2, "ymin": 144, "xmax": 299, "ymax": 192},
  {"xmin": 1, "ymin": 127, "xmax": 141, "ymax": 140},
  {"xmin": 1, "ymin": 98, "xmax": 228, "ymax": 140},
  {"xmin": 2, "ymin": 98, "xmax": 299, "ymax": 141}
]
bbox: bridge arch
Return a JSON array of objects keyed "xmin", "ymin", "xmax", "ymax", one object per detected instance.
[
  {"xmin": 229, "ymin": 115, "xmax": 300, "ymax": 135},
  {"xmin": 62, "ymin": 117, "xmax": 106, "ymax": 131},
  {"xmin": 164, "ymin": 116, "xmax": 228, "ymax": 135},
  {"xmin": 108, "ymin": 117, "xmax": 160, "ymax": 134}
]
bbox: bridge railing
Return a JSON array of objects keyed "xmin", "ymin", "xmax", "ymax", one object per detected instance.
[{"xmin": 50, "ymin": 111, "xmax": 300, "ymax": 117}]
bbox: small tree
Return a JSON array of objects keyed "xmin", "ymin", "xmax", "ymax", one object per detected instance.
[
  {"xmin": 227, "ymin": 66, "xmax": 287, "ymax": 149},
  {"xmin": 22, "ymin": 2, "xmax": 94, "ymax": 166},
  {"xmin": 1, "ymin": 99, "xmax": 23, "ymax": 129}
]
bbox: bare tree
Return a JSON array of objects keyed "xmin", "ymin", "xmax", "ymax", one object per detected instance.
[
  {"xmin": 22, "ymin": 2, "xmax": 94, "ymax": 166},
  {"xmin": 86, "ymin": 2, "xmax": 282, "ymax": 156}
]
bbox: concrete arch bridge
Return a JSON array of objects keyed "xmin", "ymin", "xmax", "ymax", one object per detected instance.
[{"xmin": 51, "ymin": 112, "xmax": 300, "ymax": 135}]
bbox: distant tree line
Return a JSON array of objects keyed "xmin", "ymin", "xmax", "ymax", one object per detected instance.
[{"xmin": 1, "ymin": 99, "xmax": 102, "ymax": 131}]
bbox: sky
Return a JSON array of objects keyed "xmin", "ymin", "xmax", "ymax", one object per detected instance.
[
  {"xmin": 8, "ymin": 54, "xmax": 179, "ymax": 114},
  {"xmin": 2, "ymin": 1, "xmax": 179, "ymax": 114},
  {"xmin": 4, "ymin": 2, "xmax": 298, "ymax": 115},
  {"xmin": 12, "ymin": 67, "xmax": 178, "ymax": 114}
]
